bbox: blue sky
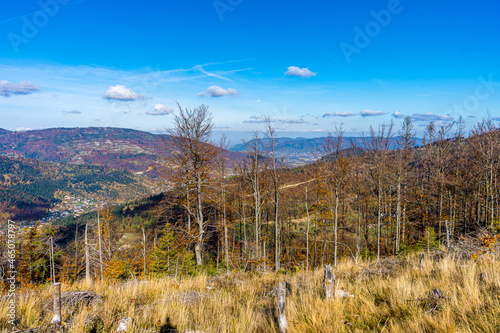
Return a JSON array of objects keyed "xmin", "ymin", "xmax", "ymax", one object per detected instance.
[{"xmin": 1, "ymin": 0, "xmax": 499, "ymax": 144}]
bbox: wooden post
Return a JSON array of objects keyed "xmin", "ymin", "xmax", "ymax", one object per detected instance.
[
  {"xmin": 324, "ymin": 264, "xmax": 335, "ymax": 299},
  {"xmin": 277, "ymin": 281, "xmax": 288, "ymax": 333},
  {"xmin": 419, "ymin": 253, "xmax": 425, "ymax": 269},
  {"xmin": 51, "ymin": 282, "xmax": 61, "ymax": 325}
]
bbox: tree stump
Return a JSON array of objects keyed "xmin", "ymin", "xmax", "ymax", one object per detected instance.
[
  {"xmin": 419, "ymin": 253, "xmax": 425, "ymax": 269},
  {"xmin": 277, "ymin": 281, "xmax": 288, "ymax": 333},
  {"xmin": 51, "ymin": 282, "xmax": 61, "ymax": 325},
  {"xmin": 116, "ymin": 317, "xmax": 131, "ymax": 332},
  {"xmin": 324, "ymin": 264, "xmax": 335, "ymax": 299}
]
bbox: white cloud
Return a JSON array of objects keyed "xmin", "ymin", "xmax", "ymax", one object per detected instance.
[
  {"xmin": 0, "ymin": 80, "xmax": 39, "ymax": 97},
  {"xmin": 198, "ymin": 86, "xmax": 238, "ymax": 98},
  {"xmin": 285, "ymin": 66, "xmax": 317, "ymax": 78},
  {"xmin": 323, "ymin": 112, "xmax": 356, "ymax": 118},
  {"xmin": 145, "ymin": 104, "xmax": 172, "ymax": 116},
  {"xmin": 392, "ymin": 111, "xmax": 404, "ymax": 119},
  {"xmin": 103, "ymin": 85, "xmax": 145, "ymax": 101},
  {"xmin": 411, "ymin": 113, "xmax": 454, "ymax": 122},
  {"xmin": 62, "ymin": 109, "xmax": 82, "ymax": 114},
  {"xmin": 361, "ymin": 109, "xmax": 385, "ymax": 117}
]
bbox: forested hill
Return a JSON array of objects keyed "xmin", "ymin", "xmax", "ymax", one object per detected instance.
[
  {"xmin": 0, "ymin": 127, "xmax": 244, "ymax": 178},
  {"xmin": 0, "ymin": 156, "xmax": 158, "ymax": 221}
]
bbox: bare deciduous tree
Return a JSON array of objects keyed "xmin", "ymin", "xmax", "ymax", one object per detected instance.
[
  {"xmin": 168, "ymin": 103, "xmax": 216, "ymax": 266},
  {"xmin": 321, "ymin": 127, "xmax": 349, "ymax": 267},
  {"xmin": 363, "ymin": 122, "xmax": 393, "ymax": 260},
  {"xmin": 264, "ymin": 117, "xmax": 282, "ymax": 271},
  {"xmin": 395, "ymin": 116, "xmax": 415, "ymax": 253}
]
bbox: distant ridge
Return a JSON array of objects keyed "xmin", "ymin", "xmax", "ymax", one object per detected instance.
[
  {"xmin": 229, "ymin": 136, "xmax": 423, "ymax": 166},
  {"xmin": 0, "ymin": 127, "xmax": 244, "ymax": 177}
]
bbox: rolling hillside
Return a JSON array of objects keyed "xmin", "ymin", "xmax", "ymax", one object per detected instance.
[
  {"xmin": 0, "ymin": 127, "xmax": 244, "ymax": 178},
  {"xmin": 0, "ymin": 156, "xmax": 160, "ymax": 221}
]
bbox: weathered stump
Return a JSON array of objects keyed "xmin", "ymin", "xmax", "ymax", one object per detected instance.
[
  {"xmin": 429, "ymin": 288, "xmax": 444, "ymax": 299},
  {"xmin": 51, "ymin": 282, "xmax": 61, "ymax": 325},
  {"xmin": 277, "ymin": 281, "xmax": 288, "ymax": 333},
  {"xmin": 116, "ymin": 317, "xmax": 131, "ymax": 332},
  {"xmin": 419, "ymin": 253, "xmax": 425, "ymax": 269},
  {"xmin": 324, "ymin": 264, "xmax": 335, "ymax": 299}
]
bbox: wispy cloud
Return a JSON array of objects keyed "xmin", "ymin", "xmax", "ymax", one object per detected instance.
[
  {"xmin": 192, "ymin": 59, "xmax": 257, "ymax": 81},
  {"xmin": 243, "ymin": 116, "xmax": 307, "ymax": 124},
  {"xmin": 361, "ymin": 109, "xmax": 385, "ymax": 117},
  {"xmin": 279, "ymin": 118, "xmax": 308, "ymax": 124},
  {"xmin": 323, "ymin": 111, "xmax": 356, "ymax": 118},
  {"xmin": 0, "ymin": 80, "xmax": 39, "ymax": 97},
  {"xmin": 62, "ymin": 109, "xmax": 82, "ymax": 114},
  {"xmin": 285, "ymin": 66, "xmax": 317, "ymax": 78},
  {"xmin": 411, "ymin": 113, "xmax": 453, "ymax": 122},
  {"xmin": 103, "ymin": 85, "xmax": 145, "ymax": 101},
  {"xmin": 198, "ymin": 86, "xmax": 238, "ymax": 98},
  {"xmin": 145, "ymin": 103, "xmax": 171, "ymax": 115},
  {"xmin": 243, "ymin": 115, "xmax": 273, "ymax": 124},
  {"xmin": 193, "ymin": 64, "xmax": 233, "ymax": 82}
]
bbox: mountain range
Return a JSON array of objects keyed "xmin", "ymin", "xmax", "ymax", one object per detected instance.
[{"xmin": 229, "ymin": 136, "xmax": 424, "ymax": 166}]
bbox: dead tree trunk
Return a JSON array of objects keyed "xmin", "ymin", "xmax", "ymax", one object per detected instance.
[
  {"xmin": 324, "ymin": 264, "xmax": 335, "ymax": 299},
  {"xmin": 195, "ymin": 172, "xmax": 204, "ymax": 266},
  {"xmin": 445, "ymin": 219, "xmax": 451, "ymax": 251},
  {"xmin": 395, "ymin": 179, "xmax": 402, "ymax": 254},
  {"xmin": 142, "ymin": 228, "xmax": 147, "ymax": 279},
  {"xmin": 51, "ymin": 282, "xmax": 61, "ymax": 325},
  {"xmin": 97, "ymin": 211, "xmax": 103, "ymax": 280},
  {"xmin": 305, "ymin": 187, "xmax": 310, "ymax": 272},
  {"xmin": 50, "ymin": 236, "xmax": 55, "ymax": 283},
  {"xmin": 85, "ymin": 223, "xmax": 90, "ymax": 284},
  {"xmin": 334, "ymin": 188, "xmax": 339, "ymax": 267},
  {"xmin": 277, "ymin": 281, "xmax": 288, "ymax": 333}
]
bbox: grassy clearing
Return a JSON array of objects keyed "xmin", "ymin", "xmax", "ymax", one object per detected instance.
[
  {"xmin": 1, "ymin": 255, "xmax": 499, "ymax": 332},
  {"xmin": 118, "ymin": 232, "xmax": 141, "ymax": 246}
]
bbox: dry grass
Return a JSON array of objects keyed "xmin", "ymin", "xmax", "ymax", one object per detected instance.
[{"xmin": 1, "ymin": 255, "xmax": 500, "ymax": 332}]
